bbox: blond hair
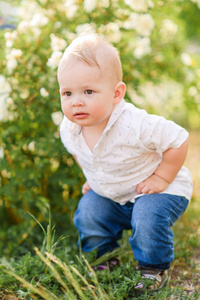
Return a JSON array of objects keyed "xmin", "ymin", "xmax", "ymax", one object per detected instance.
[{"xmin": 58, "ymin": 33, "xmax": 123, "ymax": 84}]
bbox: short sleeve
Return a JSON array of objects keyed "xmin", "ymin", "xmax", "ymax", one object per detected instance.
[
  {"xmin": 140, "ymin": 114, "xmax": 189, "ymax": 153},
  {"xmin": 60, "ymin": 116, "xmax": 75, "ymax": 155}
]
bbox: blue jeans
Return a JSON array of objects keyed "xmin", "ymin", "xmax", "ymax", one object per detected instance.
[{"xmin": 73, "ymin": 190, "xmax": 189, "ymax": 270}]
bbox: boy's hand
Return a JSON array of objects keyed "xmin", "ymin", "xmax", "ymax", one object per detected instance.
[
  {"xmin": 82, "ymin": 181, "xmax": 91, "ymax": 194},
  {"xmin": 137, "ymin": 174, "xmax": 169, "ymax": 194}
]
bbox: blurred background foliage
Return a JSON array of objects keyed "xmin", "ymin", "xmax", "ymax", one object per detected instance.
[{"xmin": 0, "ymin": 0, "xmax": 200, "ymax": 257}]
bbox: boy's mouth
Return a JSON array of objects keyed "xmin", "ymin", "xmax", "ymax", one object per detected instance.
[{"xmin": 74, "ymin": 112, "xmax": 89, "ymax": 119}]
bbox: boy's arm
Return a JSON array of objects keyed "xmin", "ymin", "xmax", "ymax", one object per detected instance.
[
  {"xmin": 73, "ymin": 155, "xmax": 91, "ymax": 194},
  {"xmin": 137, "ymin": 137, "xmax": 189, "ymax": 194}
]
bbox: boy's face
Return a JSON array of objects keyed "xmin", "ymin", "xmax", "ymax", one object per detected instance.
[{"xmin": 58, "ymin": 57, "xmax": 118, "ymax": 132}]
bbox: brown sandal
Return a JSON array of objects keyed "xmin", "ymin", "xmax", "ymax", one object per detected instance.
[{"xmin": 134, "ymin": 266, "xmax": 169, "ymax": 294}]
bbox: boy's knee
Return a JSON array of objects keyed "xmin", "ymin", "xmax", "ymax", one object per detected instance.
[{"xmin": 73, "ymin": 190, "xmax": 100, "ymax": 228}]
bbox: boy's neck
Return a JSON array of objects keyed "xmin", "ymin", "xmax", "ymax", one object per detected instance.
[{"xmin": 82, "ymin": 125, "xmax": 106, "ymax": 152}]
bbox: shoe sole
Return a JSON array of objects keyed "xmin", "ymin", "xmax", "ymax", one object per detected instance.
[{"xmin": 134, "ymin": 274, "xmax": 168, "ymax": 294}]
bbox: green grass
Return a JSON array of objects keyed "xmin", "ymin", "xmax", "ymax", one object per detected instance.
[{"xmin": 0, "ymin": 197, "xmax": 200, "ymax": 300}]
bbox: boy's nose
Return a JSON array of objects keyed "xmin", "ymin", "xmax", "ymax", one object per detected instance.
[{"xmin": 72, "ymin": 96, "xmax": 84, "ymax": 106}]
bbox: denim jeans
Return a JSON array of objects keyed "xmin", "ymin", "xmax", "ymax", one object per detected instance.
[{"xmin": 73, "ymin": 190, "xmax": 189, "ymax": 270}]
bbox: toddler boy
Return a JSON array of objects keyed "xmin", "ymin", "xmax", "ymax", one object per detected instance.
[{"xmin": 58, "ymin": 34, "xmax": 193, "ymax": 293}]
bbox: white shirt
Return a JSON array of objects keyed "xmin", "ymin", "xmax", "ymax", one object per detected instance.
[{"xmin": 60, "ymin": 99, "xmax": 193, "ymax": 204}]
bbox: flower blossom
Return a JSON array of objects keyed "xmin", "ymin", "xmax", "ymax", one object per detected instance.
[
  {"xmin": 160, "ymin": 19, "xmax": 178, "ymax": 40},
  {"xmin": 64, "ymin": 0, "xmax": 78, "ymax": 19},
  {"xmin": 100, "ymin": 0, "xmax": 110, "ymax": 8},
  {"xmin": 162, "ymin": 19, "xmax": 178, "ymax": 35},
  {"xmin": 188, "ymin": 86, "xmax": 198, "ymax": 96},
  {"xmin": 134, "ymin": 37, "xmax": 151, "ymax": 59},
  {"xmin": 181, "ymin": 53, "xmax": 192, "ymax": 66},
  {"xmin": 135, "ymin": 14, "xmax": 155, "ymax": 36},
  {"xmin": 30, "ymin": 12, "xmax": 49, "ymax": 27},
  {"xmin": 83, "ymin": 0, "xmax": 97, "ymax": 13},
  {"xmin": 6, "ymin": 48, "xmax": 23, "ymax": 74},
  {"xmin": 51, "ymin": 111, "xmax": 63, "ymax": 126},
  {"xmin": 4, "ymin": 31, "xmax": 18, "ymax": 48},
  {"xmin": 123, "ymin": 13, "xmax": 139, "ymax": 30},
  {"xmin": 0, "ymin": 75, "xmax": 11, "ymax": 121},
  {"xmin": 105, "ymin": 22, "xmax": 122, "ymax": 43},
  {"xmin": 47, "ymin": 51, "xmax": 63, "ymax": 69},
  {"xmin": 28, "ymin": 141, "xmax": 36, "ymax": 152},
  {"xmin": 125, "ymin": 0, "xmax": 154, "ymax": 12},
  {"xmin": 50, "ymin": 34, "xmax": 67, "ymax": 51},
  {"xmin": 0, "ymin": 147, "xmax": 4, "ymax": 159},
  {"xmin": 124, "ymin": 13, "xmax": 154, "ymax": 36},
  {"xmin": 40, "ymin": 88, "xmax": 49, "ymax": 97},
  {"xmin": 6, "ymin": 48, "xmax": 22, "ymax": 60},
  {"xmin": 17, "ymin": 20, "xmax": 30, "ymax": 33}
]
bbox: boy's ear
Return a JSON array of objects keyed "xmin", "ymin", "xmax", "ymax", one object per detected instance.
[{"xmin": 114, "ymin": 82, "xmax": 126, "ymax": 104}]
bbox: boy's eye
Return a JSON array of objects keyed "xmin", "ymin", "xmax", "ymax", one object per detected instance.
[
  {"xmin": 85, "ymin": 90, "xmax": 93, "ymax": 95},
  {"xmin": 65, "ymin": 91, "xmax": 72, "ymax": 96}
]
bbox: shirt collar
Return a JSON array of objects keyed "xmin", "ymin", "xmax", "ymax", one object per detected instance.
[
  {"xmin": 105, "ymin": 99, "xmax": 126, "ymax": 131},
  {"xmin": 69, "ymin": 99, "xmax": 126, "ymax": 136}
]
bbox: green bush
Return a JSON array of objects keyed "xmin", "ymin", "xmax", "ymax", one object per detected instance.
[{"xmin": 0, "ymin": 0, "xmax": 200, "ymax": 257}]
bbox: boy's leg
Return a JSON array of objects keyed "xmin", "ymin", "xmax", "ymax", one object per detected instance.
[
  {"xmin": 129, "ymin": 193, "xmax": 189, "ymax": 269},
  {"xmin": 73, "ymin": 190, "xmax": 132, "ymax": 257}
]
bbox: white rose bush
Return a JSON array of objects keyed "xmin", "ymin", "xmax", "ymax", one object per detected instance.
[{"xmin": 0, "ymin": 0, "xmax": 200, "ymax": 257}]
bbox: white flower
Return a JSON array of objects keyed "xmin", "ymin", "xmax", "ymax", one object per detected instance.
[
  {"xmin": 4, "ymin": 31, "xmax": 18, "ymax": 48},
  {"xmin": 16, "ymin": 1, "xmax": 39, "ymax": 20},
  {"xmin": 1, "ymin": 170, "xmax": 11, "ymax": 178},
  {"xmin": 100, "ymin": 0, "xmax": 110, "ymax": 8},
  {"xmin": 123, "ymin": 13, "xmax": 139, "ymax": 30},
  {"xmin": 188, "ymin": 86, "xmax": 198, "ymax": 96},
  {"xmin": 0, "ymin": 147, "xmax": 4, "ymax": 159},
  {"xmin": 51, "ymin": 111, "xmax": 64, "ymax": 126},
  {"xmin": 181, "ymin": 53, "xmax": 192, "ymax": 66},
  {"xmin": 161, "ymin": 19, "xmax": 178, "ymax": 36},
  {"xmin": 40, "ymin": 88, "xmax": 49, "ymax": 97},
  {"xmin": 30, "ymin": 12, "xmax": 49, "ymax": 27},
  {"xmin": 6, "ymin": 59, "xmax": 18, "ymax": 74},
  {"xmin": 47, "ymin": 51, "xmax": 63, "ymax": 69},
  {"xmin": 5, "ymin": 48, "xmax": 22, "ymax": 73},
  {"xmin": 64, "ymin": 0, "xmax": 78, "ymax": 19},
  {"xmin": 125, "ymin": 0, "xmax": 149, "ymax": 12},
  {"xmin": 83, "ymin": 0, "xmax": 97, "ymax": 13},
  {"xmin": 134, "ymin": 37, "xmax": 151, "ymax": 59},
  {"xmin": 0, "ymin": 75, "xmax": 11, "ymax": 94},
  {"xmin": 135, "ymin": 14, "xmax": 155, "ymax": 36},
  {"xmin": 50, "ymin": 34, "xmax": 67, "ymax": 51},
  {"xmin": 0, "ymin": 75, "xmax": 12, "ymax": 121},
  {"xmin": 6, "ymin": 48, "xmax": 23, "ymax": 60},
  {"xmin": 18, "ymin": 20, "xmax": 30, "ymax": 33},
  {"xmin": 0, "ymin": 97, "xmax": 9, "ymax": 121},
  {"xmin": 28, "ymin": 141, "xmax": 36, "ymax": 152},
  {"xmin": 20, "ymin": 89, "xmax": 30, "ymax": 99},
  {"xmin": 105, "ymin": 22, "xmax": 122, "ymax": 43}
]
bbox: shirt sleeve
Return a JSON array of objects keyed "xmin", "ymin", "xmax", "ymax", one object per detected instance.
[
  {"xmin": 60, "ymin": 117, "xmax": 75, "ymax": 155},
  {"xmin": 139, "ymin": 114, "xmax": 189, "ymax": 153}
]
